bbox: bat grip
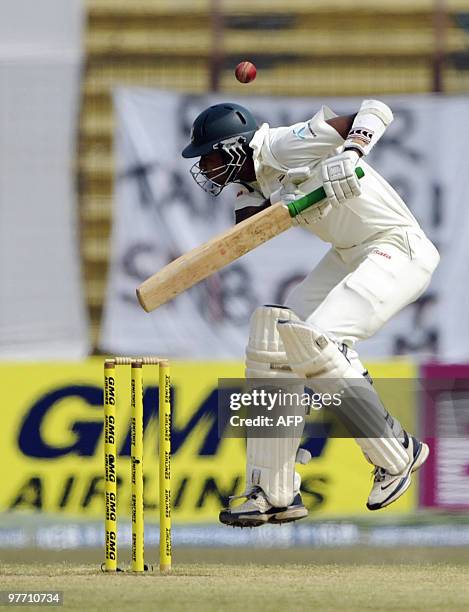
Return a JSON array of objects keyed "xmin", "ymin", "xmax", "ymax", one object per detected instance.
[{"xmin": 287, "ymin": 167, "xmax": 365, "ymax": 218}]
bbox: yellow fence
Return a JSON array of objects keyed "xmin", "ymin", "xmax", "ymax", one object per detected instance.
[{"xmin": 1, "ymin": 359, "xmax": 417, "ymax": 521}]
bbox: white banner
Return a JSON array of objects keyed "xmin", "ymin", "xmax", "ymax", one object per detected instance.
[
  {"xmin": 101, "ymin": 90, "xmax": 469, "ymax": 361},
  {"xmin": 0, "ymin": 0, "xmax": 88, "ymax": 359}
]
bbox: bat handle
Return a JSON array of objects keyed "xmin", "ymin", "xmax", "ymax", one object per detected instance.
[{"xmin": 287, "ymin": 167, "xmax": 365, "ymax": 218}]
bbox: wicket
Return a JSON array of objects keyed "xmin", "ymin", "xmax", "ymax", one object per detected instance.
[{"xmin": 103, "ymin": 357, "xmax": 171, "ymax": 573}]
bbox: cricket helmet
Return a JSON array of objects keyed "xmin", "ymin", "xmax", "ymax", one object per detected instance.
[{"xmin": 182, "ymin": 102, "xmax": 258, "ymax": 158}]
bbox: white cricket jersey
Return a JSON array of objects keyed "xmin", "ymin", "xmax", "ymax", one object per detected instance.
[{"xmin": 234, "ymin": 105, "xmax": 421, "ymax": 249}]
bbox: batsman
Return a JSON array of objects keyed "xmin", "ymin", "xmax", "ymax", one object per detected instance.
[{"xmin": 181, "ymin": 99, "xmax": 440, "ymax": 526}]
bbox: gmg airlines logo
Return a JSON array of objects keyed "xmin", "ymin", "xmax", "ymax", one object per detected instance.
[{"xmin": 7, "ymin": 382, "xmax": 330, "ymax": 519}]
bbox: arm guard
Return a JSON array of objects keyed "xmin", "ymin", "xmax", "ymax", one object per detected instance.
[{"xmin": 343, "ymin": 99, "xmax": 393, "ymax": 157}]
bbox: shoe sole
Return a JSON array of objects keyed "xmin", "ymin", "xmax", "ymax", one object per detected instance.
[
  {"xmin": 367, "ymin": 441, "xmax": 429, "ymax": 511},
  {"xmin": 219, "ymin": 506, "xmax": 308, "ymax": 528}
]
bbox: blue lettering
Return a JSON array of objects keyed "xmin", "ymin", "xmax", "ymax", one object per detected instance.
[
  {"xmin": 18, "ymin": 384, "xmax": 329, "ymax": 460},
  {"xmin": 19, "ymin": 386, "xmax": 102, "ymax": 458}
]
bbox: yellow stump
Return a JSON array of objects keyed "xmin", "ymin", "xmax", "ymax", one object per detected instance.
[
  {"xmin": 104, "ymin": 360, "xmax": 118, "ymax": 572},
  {"xmin": 131, "ymin": 360, "xmax": 145, "ymax": 572},
  {"xmin": 159, "ymin": 360, "xmax": 172, "ymax": 572}
]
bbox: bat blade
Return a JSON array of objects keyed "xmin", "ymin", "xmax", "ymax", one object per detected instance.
[
  {"xmin": 136, "ymin": 202, "xmax": 291, "ymax": 312},
  {"xmin": 136, "ymin": 167, "xmax": 364, "ymax": 312}
]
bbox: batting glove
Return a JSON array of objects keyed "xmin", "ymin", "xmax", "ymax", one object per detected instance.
[
  {"xmin": 321, "ymin": 150, "xmax": 361, "ymax": 208},
  {"xmin": 271, "ymin": 185, "xmax": 332, "ymax": 226},
  {"xmin": 270, "ymin": 185, "xmax": 298, "ymax": 206},
  {"xmin": 271, "ymin": 166, "xmax": 332, "ymax": 225},
  {"xmin": 293, "ymin": 200, "xmax": 332, "ymax": 226}
]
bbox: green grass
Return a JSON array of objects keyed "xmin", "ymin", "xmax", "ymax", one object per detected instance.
[{"xmin": 1, "ymin": 549, "xmax": 469, "ymax": 611}]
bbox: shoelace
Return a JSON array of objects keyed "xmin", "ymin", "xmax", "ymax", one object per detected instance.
[
  {"xmin": 228, "ymin": 486, "xmax": 262, "ymax": 507},
  {"xmin": 372, "ymin": 466, "xmax": 388, "ymax": 483}
]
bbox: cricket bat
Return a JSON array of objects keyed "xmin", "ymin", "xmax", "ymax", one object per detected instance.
[{"xmin": 136, "ymin": 168, "xmax": 364, "ymax": 312}]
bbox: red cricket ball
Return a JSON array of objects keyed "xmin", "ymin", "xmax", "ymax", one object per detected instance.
[{"xmin": 235, "ymin": 61, "xmax": 257, "ymax": 84}]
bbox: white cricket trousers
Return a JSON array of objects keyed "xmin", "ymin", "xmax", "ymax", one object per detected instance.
[{"xmin": 285, "ymin": 229, "xmax": 440, "ymax": 347}]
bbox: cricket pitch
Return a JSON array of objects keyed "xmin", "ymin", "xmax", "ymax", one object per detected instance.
[{"xmin": 1, "ymin": 548, "xmax": 469, "ymax": 611}]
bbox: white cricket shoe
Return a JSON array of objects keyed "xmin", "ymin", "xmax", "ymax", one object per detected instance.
[
  {"xmin": 219, "ymin": 487, "xmax": 308, "ymax": 528},
  {"xmin": 367, "ymin": 432, "xmax": 429, "ymax": 510}
]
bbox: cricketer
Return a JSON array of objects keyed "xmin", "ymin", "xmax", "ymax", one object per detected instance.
[{"xmin": 182, "ymin": 100, "xmax": 440, "ymax": 527}]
